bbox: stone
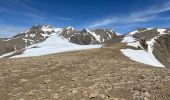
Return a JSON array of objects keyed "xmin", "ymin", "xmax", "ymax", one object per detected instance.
[{"xmin": 89, "ymin": 91, "xmax": 99, "ymax": 99}]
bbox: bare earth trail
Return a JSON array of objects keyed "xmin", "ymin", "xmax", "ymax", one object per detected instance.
[{"xmin": 0, "ymin": 43, "xmax": 170, "ymax": 100}]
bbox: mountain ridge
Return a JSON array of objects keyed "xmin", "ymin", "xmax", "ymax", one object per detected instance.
[
  {"xmin": 0, "ymin": 25, "xmax": 117, "ymax": 56},
  {"xmin": 0, "ymin": 26, "xmax": 170, "ymax": 68},
  {"xmin": 121, "ymin": 28, "xmax": 170, "ymax": 67}
]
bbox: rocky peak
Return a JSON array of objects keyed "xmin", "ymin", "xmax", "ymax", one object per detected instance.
[
  {"xmin": 152, "ymin": 33, "xmax": 170, "ymax": 67},
  {"xmin": 65, "ymin": 26, "xmax": 75, "ymax": 30},
  {"xmin": 0, "ymin": 25, "xmax": 63, "ymax": 55},
  {"xmin": 0, "ymin": 25, "xmax": 118, "ymax": 56}
]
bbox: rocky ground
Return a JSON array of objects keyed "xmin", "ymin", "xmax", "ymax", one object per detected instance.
[{"xmin": 0, "ymin": 43, "xmax": 170, "ymax": 100}]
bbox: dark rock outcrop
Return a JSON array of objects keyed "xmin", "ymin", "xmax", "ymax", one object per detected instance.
[
  {"xmin": 129, "ymin": 28, "xmax": 170, "ymax": 67},
  {"xmin": 61, "ymin": 28, "xmax": 117, "ymax": 45},
  {"xmin": 139, "ymin": 39, "xmax": 148, "ymax": 50},
  {"xmin": 153, "ymin": 34, "xmax": 170, "ymax": 67},
  {"xmin": 133, "ymin": 29, "xmax": 160, "ymax": 41}
]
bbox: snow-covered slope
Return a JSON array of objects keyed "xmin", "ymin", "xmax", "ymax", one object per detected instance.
[
  {"xmin": 122, "ymin": 35, "xmax": 137, "ymax": 43},
  {"xmin": 1, "ymin": 34, "xmax": 101, "ymax": 58},
  {"xmin": 121, "ymin": 49, "xmax": 164, "ymax": 67},
  {"xmin": 0, "ymin": 25, "xmax": 64, "ymax": 56},
  {"xmin": 121, "ymin": 28, "xmax": 169, "ymax": 67},
  {"xmin": 147, "ymin": 29, "xmax": 167, "ymax": 53},
  {"xmin": 12, "ymin": 25, "xmax": 62, "ymax": 44},
  {"xmin": 0, "ymin": 25, "xmax": 117, "ymax": 56}
]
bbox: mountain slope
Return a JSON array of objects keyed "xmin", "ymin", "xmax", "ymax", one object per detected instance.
[
  {"xmin": 0, "ymin": 26, "xmax": 169, "ymax": 68},
  {"xmin": 0, "ymin": 25, "xmax": 117, "ymax": 56},
  {"xmin": 0, "ymin": 25, "xmax": 62, "ymax": 55},
  {"xmin": 9, "ymin": 34, "xmax": 101, "ymax": 58},
  {"xmin": 121, "ymin": 28, "xmax": 170, "ymax": 67},
  {"xmin": 60, "ymin": 28, "xmax": 117, "ymax": 45},
  {"xmin": 0, "ymin": 42, "xmax": 170, "ymax": 100}
]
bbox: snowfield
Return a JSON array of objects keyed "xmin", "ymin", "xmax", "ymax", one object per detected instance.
[
  {"xmin": 122, "ymin": 35, "xmax": 137, "ymax": 43},
  {"xmin": 0, "ymin": 34, "xmax": 102, "ymax": 58},
  {"xmin": 121, "ymin": 29, "xmax": 166, "ymax": 67},
  {"xmin": 121, "ymin": 49, "xmax": 165, "ymax": 67}
]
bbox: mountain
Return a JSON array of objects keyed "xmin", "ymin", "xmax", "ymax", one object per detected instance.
[
  {"xmin": 1, "ymin": 27, "xmax": 170, "ymax": 100},
  {"xmin": 0, "ymin": 26, "xmax": 170, "ymax": 68},
  {"xmin": 1, "ymin": 33, "xmax": 170, "ymax": 100},
  {"xmin": 4, "ymin": 33, "xmax": 101, "ymax": 58},
  {"xmin": 0, "ymin": 25, "xmax": 117, "ymax": 57},
  {"xmin": 0, "ymin": 25, "xmax": 61, "ymax": 55},
  {"xmin": 61, "ymin": 28, "xmax": 117, "ymax": 45},
  {"xmin": 121, "ymin": 28, "xmax": 170, "ymax": 67}
]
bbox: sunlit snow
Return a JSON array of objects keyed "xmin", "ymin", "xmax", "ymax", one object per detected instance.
[
  {"xmin": 120, "ymin": 29, "xmax": 167, "ymax": 67},
  {"xmin": 121, "ymin": 49, "xmax": 165, "ymax": 67},
  {"xmin": 122, "ymin": 35, "xmax": 137, "ymax": 43},
  {"xmin": 10, "ymin": 34, "xmax": 101, "ymax": 58}
]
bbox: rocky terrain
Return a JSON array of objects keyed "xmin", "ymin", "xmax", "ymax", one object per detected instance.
[
  {"xmin": 0, "ymin": 26, "xmax": 170, "ymax": 100},
  {"xmin": 0, "ymin": 43, "xmax": 170, "ymax": 100},
  {"xmin": 61, "ymin": 28, "xmax": 117, "ymax": 45},
  {"xmin": 153, "ymin": 33, "xmax": 170, "ymax": 67}
]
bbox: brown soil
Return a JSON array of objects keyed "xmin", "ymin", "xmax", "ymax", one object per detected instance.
[{"xmin": 0, "ymin": 43, "xmax": 170, "ymax": 100}]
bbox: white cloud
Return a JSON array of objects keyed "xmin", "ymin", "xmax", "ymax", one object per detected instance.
[
  {"xmin": 0, "ymin": 1, "xmax": 74, "ymax": 38},
  {"xmin": 0, "ymin": 0, "xmax": 46, "ymax": 20},
  {"xmin": 87, "ymin": 16, "xmax": 155, "ymax": 28},
  {"xmin": 88, "ymin": 18, "xmax": 118, "ymax": 28},
  {"xmin": 130, "ymin": 1, "xmax": 170, "ymax": 18},
  {"xmin": 3, "ymin": 0, "xmax": 39, "ymax": 13},
  {"xmin": 54, "ymin": 17, "xmax": 73, "ymax": 21},
  {"xmin": 87, "ymin": 1, "xmax": 170, "ymax": 28},
  {"xmin": 0, "ymin": 0, "xmax": 73, "ymax": 22},
  {"xmin": 129, "ymin": 16, "xmax": 157, "ymax": 23}
]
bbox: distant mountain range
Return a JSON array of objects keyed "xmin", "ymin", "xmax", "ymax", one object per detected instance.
[
  {"xmin": 0, "ymin": 25, "xmax": 169, "ymax": 67},
  {"xmin": 0, "ymin": 25, "xmax": 118, "ymax": 56}
]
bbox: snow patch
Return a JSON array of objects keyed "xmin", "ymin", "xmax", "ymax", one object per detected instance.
[
  {"xmin": 146, "ymin": 37, "xmax": 157, "ymax": 53},
  {"xmin": 30, "ymin": 34, "xmax": 35, "ymax": 37},
  {"xmin": 41, "ymin": 26, "xmax": 53, "ymax": 32},
  {"xmin": 41, "ymin": 26, "xmax": 62, "ymax": 33},
  {"xmin": 129, "ymin": 30, "xmax": 138, "ymax": 35},
  {"xmin": 106, "ymin": 32, "xmax": 112, "ymax": 38},
  {"xmin": 121, "ymin": 28, "xmax": 169, "ymax": 67},
  {"xmin": 0, "ymin": 51, "xmax": 16, "ymax": 58},
  {"xmin": 129, "ymin": 28, "xmax": 154, "ymax": 35},
  {"xmin": 121, "ymin": 49, "xmax": 165, "ymax": 67},
  {"xmin": 157, "ymin": 29, "xmax": 166, "ymax": 34},
  {"xmin": 86, "ymin": 29, "xmax": 101, "ymax": 42},
  {"xmin": 22, "ymin": 38, "xmax": 34, "ymax": 45},
  {"xmin": 9, "ymin": 34, "xmax": 102, "ymax": 58},
  {"xmin": 147, "ymin": 28, "xmax": 153, "ymax": 30},
  {"xmin": 66, "ymin": 26, "xmax": 74, "ymax": 30},
  {"xmin": 122, "ymin": 35, "xmax": 137, "ymax": 43},
  {"xmin": 115, "ymin": 32, "xmax": 122, "ymax": 36},
  {"xmin": 146, "ymin": 28, "xmax": 168, "ymax": 53}
]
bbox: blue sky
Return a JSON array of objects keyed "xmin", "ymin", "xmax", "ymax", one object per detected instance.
[{"xmin": 0, "ymin": 0, "xmax": 170, "ymax": 37}]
